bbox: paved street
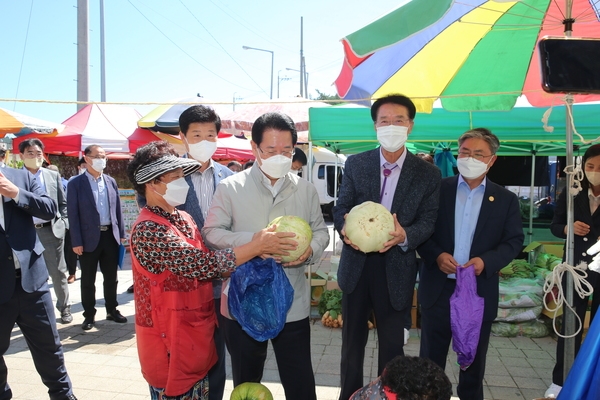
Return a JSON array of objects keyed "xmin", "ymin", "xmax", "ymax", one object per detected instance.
[{"xmin": 5, "ymin": 250, "xmax": 560, "ymax": 400}]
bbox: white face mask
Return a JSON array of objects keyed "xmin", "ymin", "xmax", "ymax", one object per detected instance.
[
  {"xmin": 158, "ymin": 177, "xmax": 189, "ymax": 207},
  {"xmin": 23, "ymin": 157, "xmax": 43, "ymax": 170},
  {"xmin": 376, "ymin": 125, "xmax": 409, "ymax": 152},
  {"xmin": 79, "ymin": 168, "xmax": 86, "ymax": 175},
  {"xmin": 290, "ymin": 169, "xmax": 300, "ymax": 176},
  {"xmin": 186, "ymin": 139, "xmax": 217, "ymax": 163},
  {"xmin": 457, "ymin": 157, "xmax": 492, "ymax": 180},
  {"xmin": 586, "ymin": 171, "xmax": 600, "ymax": 186},
  {"xmin": 259, "ymin": 154, "xmax": 292, "ymax": 179},
  {"xmin": 90, "ymin": 158, "xmax": 107, "ymax": 173}
]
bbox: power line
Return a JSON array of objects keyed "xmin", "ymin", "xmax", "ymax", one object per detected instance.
[
  {"xmin": 207, "ymin": 0, "xmax": 296, "ymax": 55},
  {"xmin": 126, "ymin": 0, "xmax": 258, "ymax": 92},
  {"xmin": 13, "ymin": 0, "xmax": 35, "ymax": 111},
  {"xmin": 177, "ymin": 0, "xmax": 266, "ymax": 96}
]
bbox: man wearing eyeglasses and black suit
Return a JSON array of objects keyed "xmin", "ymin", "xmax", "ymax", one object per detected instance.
[{"xmin": 418, "ymin": 128, "xmax": 523, "ymax": 400}]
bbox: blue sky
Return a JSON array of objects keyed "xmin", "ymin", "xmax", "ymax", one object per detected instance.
[{"xmin": 0, "ymin": 0, "xmax": 403, "ymax": 123}]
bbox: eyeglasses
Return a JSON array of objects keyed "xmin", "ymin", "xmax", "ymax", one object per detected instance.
[
  {"xmin": 257, "ymin": 147, "xmax": 295, "ymax": 159},
  {"xmin": 457, "ymin": 151, "xmax": 494, "ymax": 161},
  {"xmin": 86, "ymin": 155, "xmax": 107, "ymax": 160}
]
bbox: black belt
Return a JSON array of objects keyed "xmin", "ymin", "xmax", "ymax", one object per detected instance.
[
  {"xmin": 15, "ymin": 269, "xmax": 22, "ymax": 279},
  {"xmin": 100, "ymin": 225, "xmax": 111, "ymax": 231},
  {"xmin": 34, "ymin": 222, "xmax": 52, "ymax": 229}
]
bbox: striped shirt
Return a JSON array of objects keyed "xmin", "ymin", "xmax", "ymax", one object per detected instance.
[{"xmin": 190, "ymin": 160, "xmax": 215, "ymax": 222}]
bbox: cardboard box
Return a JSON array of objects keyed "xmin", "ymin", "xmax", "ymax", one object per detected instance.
[
  {"xmin": 326, "ymin": 279, "xmax": 340, "ymax": 291},
  {"xmin": 541, "ymin": 298, "xmax": 563, "ymax": 318},
  {"xmin": 523, "ymin": 241, "xmax": 564, "ymax": 259},
  {"xmin": 306, "ymin": 272, "xmax": 327, "ymax": 305}
]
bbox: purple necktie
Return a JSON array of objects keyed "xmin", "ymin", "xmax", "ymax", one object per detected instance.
[{"xmin": 380, "ymin": 164, "xmax": 398, "ymax": 202}]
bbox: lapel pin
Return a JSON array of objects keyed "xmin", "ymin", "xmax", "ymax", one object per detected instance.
[{"xmin": 489, "ymin": 196, "xmax": 495, "ymax": 202}]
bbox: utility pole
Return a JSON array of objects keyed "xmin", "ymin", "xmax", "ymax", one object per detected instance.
[
  {"xmin": 299, "ymin": 17, "xmax": 304, "ymax": 98},
  {"xmin": 100, "ymin": 0, "xmax": 106, "ymax": 102},
  {"xmin": 76, "ymin": 0, "xmax": 89, "ymax": 111}
]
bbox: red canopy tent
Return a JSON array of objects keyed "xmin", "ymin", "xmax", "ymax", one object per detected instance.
[{"xmin": 13, "ymin": 104, "xmax": 142, "ymax": 159}]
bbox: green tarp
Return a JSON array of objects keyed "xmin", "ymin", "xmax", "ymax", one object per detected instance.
[{"xmin": 308, "ymin": 104, "xmax": 600, "ymax": 156}]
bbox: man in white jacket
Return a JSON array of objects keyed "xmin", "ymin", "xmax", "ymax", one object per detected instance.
[{"xmin": 203, "ymin": 112, "xmax": 329, "ymax": 400}]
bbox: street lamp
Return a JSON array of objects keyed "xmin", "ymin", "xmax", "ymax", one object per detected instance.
[
  {"xmin": 286, "ymin": 67, "xmax": 309, "ymax": 98},
  {"xmin": 243, "ymin": 45, "xmax": 274, "ymax": 100}
]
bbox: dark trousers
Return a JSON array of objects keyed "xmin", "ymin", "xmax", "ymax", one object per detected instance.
[
  {"xmin": 339, "ymin": 253, "xmax": 406, "ymax": 400},
  {"xmin": 222, "ymin": 316, "xmax": 316, "ymax": 400},
  {"xmin": 64, "ymin": 229, "xmax": 78, "ymax": 276},
  {"xmin": 420, "ymin": 279, "xmax": 492, "ymax": 400},
  {"xmin": 0, "ymin": 279, "xmax": 73, "ymax": 400},
  {"xmin": 552, "ymin": 271, "xmax": 600, "ymax": 385},
  {"xmin": 79, "ymin": 229, "xmax": 119, "ymax": 320},
  {"xmin": 207, "ymin": 297, "xmax": 225, "ymax": 400}
]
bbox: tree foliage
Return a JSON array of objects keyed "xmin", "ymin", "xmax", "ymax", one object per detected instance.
[{"xmin": 314, "ymin": 89, "xmax": 345, "ymax": 105}]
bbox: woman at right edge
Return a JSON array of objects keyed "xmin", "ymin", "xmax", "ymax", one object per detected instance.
[{"xmin": 545, "ymin": 144, "xmax": 600, "ymax": 398}]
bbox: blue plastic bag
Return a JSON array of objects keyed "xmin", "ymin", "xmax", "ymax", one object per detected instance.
[
  {"xmin": 450, "ymin": 265, "xmax": 484, "ymax": 370},
  {"xmin": 228, "ymin": 257, "xmax": 294, "ymax": 342}
]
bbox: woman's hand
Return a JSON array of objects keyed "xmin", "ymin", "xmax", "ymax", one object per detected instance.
[
  {"xmin": 251, "ymin": 225, "xmax": 298, "ymax": 259},
  {"xmin": 567, "ymin": 221, "xmax": 591, "ymax": 236}
]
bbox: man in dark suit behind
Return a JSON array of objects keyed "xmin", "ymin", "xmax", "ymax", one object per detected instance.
[
  {"xmin": 333, "ymin": 94, "xmax": 441, "ymax": 400},
  {"xmin": 67, "ymin": 145, "xmax": 126, "ymax": 331},
  {"xmin": 0, "ymin": 166, "xmax": 77, "ymax": 400},
  {"xmin": 418, "ymin": 128, "xmax": 524, "ymax": 400}
]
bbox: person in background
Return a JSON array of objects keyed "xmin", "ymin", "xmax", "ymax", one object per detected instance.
[
  {"xmin": 0, "ymin": 166, "xmax": 78, "ymax": 400},
  {"xmin": 64, "ymin": 158, "xmax": 87, "ymax": 284},
  {"xmin": 46, "ymin": 164, "xmax": 68, "ymax": 192},
  {"xmin": 243, "ymin": 160, "xmax": 254, "ymax": 170},
  {"xmin": 176, "ymin": 105, "xmax": 234, "ymax": 400},
  {"xmin": 544, "ymin": 144, "xmax": 600, "ymax": 398},
  {"xmin": 19, "ymin": 139, "xmax": 72, "ymax": 324},
  {"xmin": 67, "ymin": 145, "xmax": 127, "ymax": 331},
  {"xmin": 415, "ymin": 152, "xmax": 434, "ymax": 164},
  {"xmin": 418, "ymin": 128, "xmax": 523, "ymax": 400},
  {"xmin": 291, "ymin": 147, "xmax": 307, "ymax": 177},
  {"xmin": 0, "ymin": 148, "xmax": 6, "ymax": 167},
  {"xmin": 127, "ymin": 140, "xmax": 295, "ymax": 400},
  {"xmin": 349, "ymin": 355, "xmax": 452, "ymax": 400},
  {"xmin": 227, "ymin": 160, "xmax": 243, "ymax": 173},
  {"xmin": 333, "ymin": 94, "xmax": 441, "ymax": 400},
  {"xmin": 203, "ymin": 112, "xmax": 330, "ymax": 400}
]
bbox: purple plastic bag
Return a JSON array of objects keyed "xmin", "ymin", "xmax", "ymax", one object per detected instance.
[{"xmin": 450, "ymin": 264, "xmax": 484, "ymax": 370}]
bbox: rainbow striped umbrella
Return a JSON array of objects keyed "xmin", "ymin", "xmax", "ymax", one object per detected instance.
[
  {"xmin": 138, "ymin": 97, "xmax": 231, "ymax": 135},
  {"xmin": 335, "ymin": 0, "xmax": 600, "ymax": 112}
]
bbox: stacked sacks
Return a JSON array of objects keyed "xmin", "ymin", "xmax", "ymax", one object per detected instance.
[{"xmin": 492, "ymin": 259, "xmax": 549, "ymax": 338}]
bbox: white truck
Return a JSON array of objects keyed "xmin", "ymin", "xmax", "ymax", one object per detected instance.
[{"xmin": 300, "ymin": 146, "xmax": 346, "ymax": 219}]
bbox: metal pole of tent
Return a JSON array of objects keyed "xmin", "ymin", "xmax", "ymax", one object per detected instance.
[
  {"xmin": 562, "ymin": 0, "xmax": 576, "ymax": 375},
  {"xmin": 332, "ymin": 151, "xmax": 339, "ymax": 255},
  {"xmin": 307, "ymin": 143, "xmax": 313, "ymax": 184},
  {"xmin": 307, "ymin": 142, "xmax": 313, "ymax": 306},
  {"xmin": 528, "ymin": 147, "xmax": 537, "ymax": 244},
  {"xmin": 563, "ymin": 95, "xmax": 576, "ymax": 377}
]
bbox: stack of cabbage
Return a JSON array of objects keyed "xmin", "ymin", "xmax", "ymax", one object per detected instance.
[{"xmin": 491, "ymin": 255, "xmax": 558, "ymax": 338}]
